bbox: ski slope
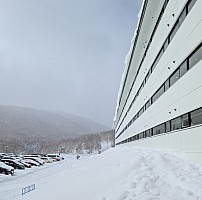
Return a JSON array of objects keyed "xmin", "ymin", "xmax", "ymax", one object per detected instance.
[{"xmin": 1, "ymin": 146, "xmax": 202, "ymax": 200}]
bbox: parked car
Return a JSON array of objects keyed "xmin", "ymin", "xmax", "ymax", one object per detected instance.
[
  {"xmin": 23, "ymin": 157, "xmax": 44, "ymax": 165},
  {"xmin": 1, "ymin": 156, "xmax": 21, "ymax": 161},
  {"xmin": 22, "ymin": 154, "xmax": 42, "ymax": 158},
  {"xmin": 0, "ymin": 161, "xmax": 14, "ymax": 175},
  {"xmin": 23, "ymin": 159, "xmax": 40, "ymax": 167},
  {"xmin": 47, "ymin": 154, "xmax": 61, "ymax": 161},
  {"xmin": 41, "ymin": 157, "xmax": 53, "ymax": 163},
  {"xmin": 1, "ymin": 159, "xmax": 25, "ymax": 170},
  {"xmin": 0, "ymin": 153, "xmax": 6, "ymax": 160},
  {"xmin": 19, "ymin": 160, "xmax": 31, "ymax": 168}
]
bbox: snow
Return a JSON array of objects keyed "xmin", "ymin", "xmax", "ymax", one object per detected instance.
[
  {"xmin": 1, "ymin": 146, "xmax": 202, "ymax": 200},
  {"xmin": 0, "ymin": 162, "xmax": 14, "ymax": 171}
]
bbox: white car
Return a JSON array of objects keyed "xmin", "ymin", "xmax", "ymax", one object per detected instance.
[
  {"xmin": 47, "ymin": 154, "xmax": 61, "ymax": 161},
  {"xmin": 41, "ymin": 157, "xmax": 53, "ymax": 163}
]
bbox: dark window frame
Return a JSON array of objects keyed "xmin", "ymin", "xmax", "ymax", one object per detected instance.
[
  {"xmin": 165, "ymin": 79, "xmax": 170, "ymax": 92},
  {"xmin": 171, "ymin": 116, "xmax": 182, "ymax": 131},
  {"xmin": 169, "ymin": 20, "xmax": 180, "ymax": 42},
  {"xmin": 170, "ymin": 69, "xmax": 180, "ymax": 87},
  {"xmin": 151, "ymin": 84, "xmax": 165, "ymax": 104},
  {"xmin": 179, "ymin": 60, "xmax": 188, "ymax": 77},
  {"xmin": 190, "ymin": 107, "xmax": 202, "ymax": 126},
  {"xmin": 188, "ymin": 43, "xmax": 202, "ymax": 69},
  {"xmin": 181, "ymin": 113, "xmax": 190, "ymax": 128}
]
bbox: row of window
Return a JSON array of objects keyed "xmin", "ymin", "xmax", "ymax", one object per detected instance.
[
  {"xmin": 116, "ymin": 106, "xmax": 202, "ymax": 145},
  {"xmin": 115, "ymin": 0, "xmax": 197, "ymax": 133},
  {"xmin": 116, "ymin": 41, "xmax": 202, "ymax": 139},
  {"xmin": 115, "ymin": 0, "xmax": 170, "ymax": 129},
  {"xmin": 117, "ymin": 0, "xmax": 196, "ymax": 135}
]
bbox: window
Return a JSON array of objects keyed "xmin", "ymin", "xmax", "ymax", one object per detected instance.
[
  {"xmin": 135, "ymin": 134, "xmax": 139, "ymax": 140},
  {"xmin": 152, "ymin": 84, "xmax": 164, "ymax": 103},
  {"xmin": 138, "ymin": 107, "xmax": 144, "ymax": 117},
  {"xmin": 189, "ymin": 44, "xmax": 202, "ymax": 69},
  {"xmin": 179, "ymin": 60, "xmax": 188, "ymax": 77},
  {"xmin": 169, "ymin": 20, "xmax": 179, "ymax": 42},
  {"xmin": 170, "ymin": 69, "xmax": 180, "ymax": 86},
  {"xmin": 145, "ymin": 129, "xmax": 151, "ymax": 137},
  {"xmin": 191, "ymin": 107, "xmax": 202, "ymax": 126},
  {"xmin": 165, "ymin": 79, "xmax": 170, "ymax": 91},
  {"xmin": 153, "ymin": 123, "xmax": 165, "ymax": 135},
  {"xmin": 181, "ymin": 113, "xmax": 190, "ymax": 128},
  {"xmin": 138, "ymin": 82, "xmax": 144, "ymax": 94},
  {"xmin": 164, "ymin": 38, "xmax": 169, "ymax": 51},
  {"xmin": 187, "ymin": 0, "xmax": 197, "ymax": 13},
  {"xmin": 179, "ymin": 7, "xmax": 186, "ymax": 26},
  {"xmin": 166, "ymin": 121, "xmax": 171, "ymax": 132},
  {"xmin": 145, "ymin": 70, "xmax": 151, "ymax": 83},
  {"xmin": 145, "ymin": 99, "xmax": 151, "ymax": 110},
  {"xmin": 152, "ymin": 47, "xmax": 164, "ymax": 72},
  {"xmin": 132, "ymin": 95, "xmax": 137, "ymax": 104},
  {"xmin": 139, "ymin": 132, "xmax": 144, "ymax": 139},
  {"xmin": 164, "ymin": 0, "xmax": 169, "ymax": 9},
  {"xmin": 171, "ymin": 117, "xmax": 181, "ymax": 131}
]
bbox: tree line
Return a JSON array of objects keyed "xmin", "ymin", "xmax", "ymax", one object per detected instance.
[{"xmin": 0, "ymin": 130, "xmax": 115, "ymax": 155}]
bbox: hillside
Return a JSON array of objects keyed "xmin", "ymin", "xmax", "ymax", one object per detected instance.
[{"xmin": 0, "ymin": 105, "xmax": 109, "ymax": 141}]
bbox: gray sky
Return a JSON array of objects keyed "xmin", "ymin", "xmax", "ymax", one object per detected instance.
[{"xmin": 0, "ymin": 0, "xmax": 142, "ymax": 127}]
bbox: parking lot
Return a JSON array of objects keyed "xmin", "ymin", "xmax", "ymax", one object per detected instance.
[
  {"xmin": 0, "ymin": 153, "xmax": 64, "ymax": 176},
  {"xmin": 0, "ymin": 153, "xmax": 90, "ymax": 200}
]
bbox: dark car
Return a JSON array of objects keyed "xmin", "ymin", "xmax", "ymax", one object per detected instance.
[
  {"xmin": 1, "ymin": 159, "xmax": 25, "ymax": 170},
  {"xmin": 23, "ymin": 159, "xmax": 40, "ymax": 167},
  {"xmin": 19, "ymin": 159, "xmax": 31, "ymax": 168},
  {"xmin": 23, "ymin": 157, "xmax": 44, "ymax": 165},
  {"xmin": 0, "ymin": 161, "xmax": 14, "ymax": 175}
]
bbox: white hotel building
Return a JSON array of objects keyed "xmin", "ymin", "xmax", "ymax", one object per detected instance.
[{"xmin": 114, "ymin": 0, "xmax": 202, "ymax": 164}]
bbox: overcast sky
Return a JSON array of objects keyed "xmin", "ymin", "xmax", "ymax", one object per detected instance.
[{"xmin": 0, "ymin": 0, "xmax": 142, "ymax": 127}]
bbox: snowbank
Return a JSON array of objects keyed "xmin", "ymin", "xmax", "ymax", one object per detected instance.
[{"xmin": 2, "ymin": 146, "xmax": 200, "ymax": 200}]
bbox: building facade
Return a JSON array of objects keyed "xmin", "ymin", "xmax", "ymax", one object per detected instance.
[{"xmin": 114, "ymin": 0, "xmax": 202, "ymax": 164}]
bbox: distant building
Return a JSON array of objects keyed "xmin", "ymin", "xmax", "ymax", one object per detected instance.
[{"xmin": 114, "ymin": 0, "xmax": 202, "ymax": 164}]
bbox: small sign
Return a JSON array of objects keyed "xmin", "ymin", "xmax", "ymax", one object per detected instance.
[{"xmin": 22, "ymin": 184, "xmax": 35, "ymax": 195}]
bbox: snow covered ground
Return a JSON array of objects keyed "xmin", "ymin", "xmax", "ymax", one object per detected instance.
[{"xmin": 1, "ymin": 146, "xmax": 202, "ymax": 200}]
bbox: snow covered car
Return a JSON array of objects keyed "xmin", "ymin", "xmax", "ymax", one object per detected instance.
[
  {"xmin": 23, "ymin": 157, "xmax": 44, "ymax": 165},
  {"xmin": 1, "ymin": 159, "xmax": 25, "ymax": 170},
  {"xmin": 41, "ymin": 157, "xmax": 53, "ymax": 163},
  {"xmin": 23, "ymin": 159, "xmax": 40, "ymax": 167},
  {"xmin": 47, "ymin": 154, "xmax": 61, "ymax": 161},
  {"xmin": 19, "ymin": 160, "xmax": 31, "ymax": 168},
  {"xmin": 0, "ymin": 161, "xmax": 14, "ymax": 175}
]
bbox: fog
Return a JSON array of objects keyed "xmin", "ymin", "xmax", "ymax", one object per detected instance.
[{"xmin": 0, "ymin": 0, "xmax": 142, "ymax": 127}]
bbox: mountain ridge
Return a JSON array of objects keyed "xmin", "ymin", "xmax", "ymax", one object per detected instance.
[{"xmin": 0, "ymin": 105, "xmax": 109, "ymax": 141}]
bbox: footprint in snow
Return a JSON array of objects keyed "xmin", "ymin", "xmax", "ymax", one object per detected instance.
[{"xmin": 129, "ymin": 182, "xmax": 137, "ymax": 189}]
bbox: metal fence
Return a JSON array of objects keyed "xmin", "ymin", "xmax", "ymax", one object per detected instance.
[{"xmin": 22, "ymin": 184, "xmax": 35, "ymax": 195}]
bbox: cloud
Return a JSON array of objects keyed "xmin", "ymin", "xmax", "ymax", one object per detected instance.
[{"xmin": 0, "ymin": 0, "xmax": 141, "ymax": 126}]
